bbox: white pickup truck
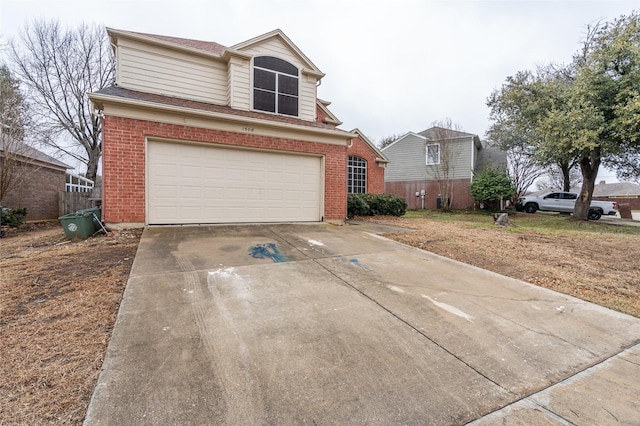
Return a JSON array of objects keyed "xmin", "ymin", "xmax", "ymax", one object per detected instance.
[{"xmin": 515, "ymin": 191, "xmax": 617, "ymax": 220}]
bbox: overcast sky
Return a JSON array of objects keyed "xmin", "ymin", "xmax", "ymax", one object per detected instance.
[{"xmin": 1, "ymin": 0, "xmax": 637, "ymax": 181}]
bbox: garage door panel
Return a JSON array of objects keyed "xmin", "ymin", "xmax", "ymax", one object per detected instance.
[
  {"xmin": 203, "ymin": 167, "xmax": 224, "ymax": 179},
  {"xmin": 180, "ymin": 165, "xmax": 201, "ymax": 179},
  {"xmin": 155, "ymin": 206, "xmax": 177, "ymax": 220},
  {"xmin": 148, "ymin": 141, "xmax": 322, "ymax": 224},
  {"xmin": 181, "ymin": 186, "xmax": 202, "ymax": 199}
]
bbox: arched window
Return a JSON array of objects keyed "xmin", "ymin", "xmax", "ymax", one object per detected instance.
[
  {"xmin": 253, "ymin": 56, "xmax": 299, "ymax": 116},
  {"xmin": 348, "ymin": 156, "xmax": 367, "ymax": 194}
]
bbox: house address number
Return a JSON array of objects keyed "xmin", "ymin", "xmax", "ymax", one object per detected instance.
[{"xmin": 242, "ymin": 127, "xmax": 254, "ymax": 132}]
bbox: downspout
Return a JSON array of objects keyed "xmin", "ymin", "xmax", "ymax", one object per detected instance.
[{"xmin": 470, "ymin": 137, "xmax": 476, "ymax": 181}]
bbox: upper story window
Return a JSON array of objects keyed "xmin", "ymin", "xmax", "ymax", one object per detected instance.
[
  {"xmin": 253, "ymin": 56, "xmax": 299, "ymax": 117},
  {"xmin": 348, "ymin": 156, "xmax": 367, "ymax": 194},
  {"xmin": 426, "ymin": 143, "xmax": 440, "ymax": 165}
]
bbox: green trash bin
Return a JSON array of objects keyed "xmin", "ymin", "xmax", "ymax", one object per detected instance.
[
  {"xmin": 78, "ymin": 207, "xmax": 102, "ymax": 229},
  {"xmin": 59, "ymin": 208, "xmax": 101, "ymax": 240}
]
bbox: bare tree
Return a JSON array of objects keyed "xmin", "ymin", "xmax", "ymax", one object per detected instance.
[
  {"xmin": 7, "ymin": 19, "xmax": 114, "ymax": 181},
  {"xmin": 0, "ymin": 65, "xmax": 32, "ymax": 204},
  {"xmin": 507, "ymin": 145, "xmax": 545, "ymax": 200},
  {"xmin": 427, "ymin": 119, "xmax": 464, "ymax": 210}
]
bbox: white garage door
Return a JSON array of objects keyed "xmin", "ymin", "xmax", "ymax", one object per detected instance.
[{"xmin": 148, "ymin": 141, "xmax": 323, "ymax": 224}]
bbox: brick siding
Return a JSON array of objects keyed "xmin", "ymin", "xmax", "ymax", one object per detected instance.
[
  {"xmin": 346, "ymin": 136, "xmax": 385, "ymax": 194},
  {"xmin": 0, "ymin": 161, "xmax": 65, "ymax": 221},
  {"xmin": 592, "ymin": 196, "xmax": 640, "ymax": 210},
  {"xmin": 102, "ymin": 116, "xmax": 348, "ymax": 224}
]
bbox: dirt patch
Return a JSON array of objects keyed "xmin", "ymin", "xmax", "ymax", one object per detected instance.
[
  {"xmin": 359, "ymin": 215, "xmax": 640, "ymax": 318},
  {"xmin": 0, "ymin": 222, "xmax": 141, "ymax": 424}
]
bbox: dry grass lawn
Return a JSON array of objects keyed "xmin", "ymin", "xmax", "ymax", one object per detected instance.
[
  {"xmin": 0, "ymin": 223, "xmax": 141, "ymax": 424},
  {"xmin": 363, "ymin": 212, "xmax": 640, "ymax": 318}
]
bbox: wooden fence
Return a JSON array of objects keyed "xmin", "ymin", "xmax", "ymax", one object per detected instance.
[{"xmin": 60, "ymin": 191, "xmax": 94, "ymax": 215}]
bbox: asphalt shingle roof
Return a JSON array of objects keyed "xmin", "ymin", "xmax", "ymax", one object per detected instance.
[
  {"xmin": 94, "ymin": 86, "xmax": 348, "ymax": 133},
  {"xmin": 0, "ymin": 140, "xmax": 70, "ymax": 169},
  {"xmin": 119, "ymin": 30, "xmax": 227, "ymax": 56}
]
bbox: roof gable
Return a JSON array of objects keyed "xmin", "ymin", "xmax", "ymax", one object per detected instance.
[
  {"xmin": 419, "ymin": 126, "xmax": 482, "ymax": 149},
  {"xmin": 419, "ymin": 126, "xmax": 475, "ymax": 140},
  {"xmin": 380, "ymin": 132, "xmax": 426, "ymax": 152},
  {"xmin": 351, "ymin": 129, "xmax": 389, "ymax": 163},
  {"xmin": 230, "ymin": 29, "xmax": 324, "ymax": 77},
  {"xmin": 316, "ymin": 99, "xmax": 342, "ymax": 126}
]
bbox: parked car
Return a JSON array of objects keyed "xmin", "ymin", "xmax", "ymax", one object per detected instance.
[{"xmin": 515, "ymin": 191, "xmax": 617, "ymax": 220}]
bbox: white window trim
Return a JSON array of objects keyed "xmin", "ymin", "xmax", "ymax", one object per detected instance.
[{"xmin": 426, "ymin": 143, "xmax": 440, "ymax": 165}]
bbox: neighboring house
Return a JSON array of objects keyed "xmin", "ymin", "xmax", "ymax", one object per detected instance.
[
  {"xmin": 347, "ymin": 129, "xmax": 389, "ymax": 194},
  {"xmin": 0, "ymin": 142, "xmax": 70, "ymax": 221},
  {"xmin": 89, "ymin": 28, "xmax": 365, "ymax": 227},
  {"xmin": 577, "ymin": 181, "xmax": 640, "ymax": 211},
  {"xmin": 382, "ymin": 127, "xmax": 506, "ymax": 210}
]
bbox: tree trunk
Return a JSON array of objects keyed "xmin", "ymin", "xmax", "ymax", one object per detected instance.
[
  {"xmin": 573, "ymin": 148, "xmax": 601, "ymax": 220},
  {"xmin": 85, "ymin": 144, "xmax": 101, "ymax": 182},
  {"xmin": 561, "ymin": 162, "xmax": 571, "ymax": 192}
]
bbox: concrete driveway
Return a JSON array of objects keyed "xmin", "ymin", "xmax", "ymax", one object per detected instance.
[{"xmin": 84, "ymin": 223, "xmax": 640, "ymax": 425}]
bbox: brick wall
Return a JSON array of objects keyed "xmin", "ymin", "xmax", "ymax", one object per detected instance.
[
  {"xmin": 384, "ymin": 179, "xmax": 474, "ymax": 210},
  {"xmin": 0, "ymin": 161, "xmax": 65, "ymax": 221},
  {"xmin": 346, "ymin": 136, "xmax": 385, "ymax": 194},
  {"xmin": 102, "ymin": 116, "xmax": 348, "ymax": 224},
  {"xmin": 593, "ymin": 196, "xmax": 640, "ymax": 210}
]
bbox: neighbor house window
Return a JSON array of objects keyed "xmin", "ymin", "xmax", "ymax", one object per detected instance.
[
  {"xmin": 253, "ymin": 56, "xmax": 299, "ymax": 116},
  {"xmin": 426, "ymin": 143, "xmax": 440, "ymax": 165},
  {"xmin": 348, "ymin": 156, "xmax": 367, "ymax": 194}
]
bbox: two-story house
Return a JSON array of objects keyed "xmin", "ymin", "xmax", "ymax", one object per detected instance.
[
  {"xmin": 90, "ymin": 28, "xmax": 386, "ymax": 227},
  {"xmin": 382, "ymin": 127, "xmax": 506, "ymax": 210}
]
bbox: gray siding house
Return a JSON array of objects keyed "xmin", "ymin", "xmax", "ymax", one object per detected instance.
[{"xmin": 382, "ymin": 127, "xmax": 505, "ymax": 210}]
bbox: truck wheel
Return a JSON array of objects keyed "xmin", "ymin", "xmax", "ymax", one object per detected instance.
[
  {"xmin": 588, "ymin": 209, "xmax": 602, "ymax": 220},
  {"xmin": 524, "ymin": 203, "xmax": 538, "ymax": 214}
]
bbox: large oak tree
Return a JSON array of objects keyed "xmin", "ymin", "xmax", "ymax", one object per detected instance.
[{"xmin": 487, "ymin": 11, "xmax": 640, "ymax": 220}]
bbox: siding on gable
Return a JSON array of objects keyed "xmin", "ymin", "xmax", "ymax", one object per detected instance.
[
  {"xmin": 384, "ymin": 135, "xmax": 474, "ymax": 182},
  {"xmin": 117, "ymin": 39, "xmax": 228, "ymax": 105},
  {"xmin": 424, "ymin": 138, "xmax": 474, "ymax": 180},
  {"xmin": 299, "ymin": 74, "xmax": 317, "ymax": 121},
  {"xmin": 240, "ymin": 38, "xmax": 317, "ymax": 122},
  {"xmin": 383, "ymin": 134, "xmax": 427, "ymax": 182},
  {"xmin": 227, "ymin": 56, "xmax": 251, "ymax": 110},
  {"xmin": 241, "ymin": 38, "xmax": 306, "ymax": 69}
]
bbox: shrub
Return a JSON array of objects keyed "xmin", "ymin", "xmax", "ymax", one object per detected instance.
[
  {"xmin": 1, "ymin": 207, "xmax": 27, "ymax": 227},
  {"xmin": 347, "ymin": 194, "xmax": 370, "ymax": 217},
  {"xmin": 469, "ymin": 167, "xmax": 515, "ymax": 210},
  {"xmin": 347, "ymin": 194, "xmax": 407, "ymax": 218}
]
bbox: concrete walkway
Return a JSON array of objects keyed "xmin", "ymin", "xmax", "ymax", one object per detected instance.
[{"xmin": 84, "ymin": 223, "xmax": 640, "ymax": 425}]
